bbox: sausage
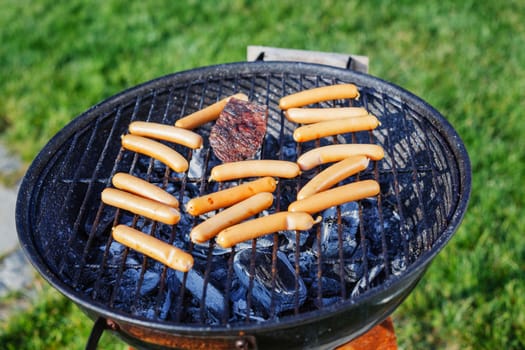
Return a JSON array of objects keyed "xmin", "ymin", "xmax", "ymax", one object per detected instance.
[
  {"xmin": 296, "ymin": 144, "xmax": 385, "ymax": 171},
  {"xmin": 121, "ymin": 134, "xmax": 188, "ymax": 173},
  {"xmin": 279, "ymin": 84, "xmax": 360, "ymax": 110},
  {"xmin": 175, "ymin": 93, "xmax": 249, "ymax": 130},
  {"xmin": 186, "ymin": 176, "xmax": 276, "ymax": 216},
  {"xmin": 216, "ymin": 211, "xmax": 319, "ymax": 248},
  {"xmin": 288, "ymin": 179, "xmax": 380, "ymax": 214},
  {"xmin": 209, "ymin": 160, "xmax": 301, "ymax": 182},
  {"xmin": 190, "ymin": 192, "xmax": 274, "ymax": 244},
  {"xmin": 101, "ymin": 188, "xmax": 180, "ymax": 225},
  {"xmin": 297, "ymin": 155, "xmax": 370, "ymax": 200},
  {"xmin": 112, "ymin": 172, "xmax": 179, "ymax": 208},
  {"xmin": 284, "ymin": 107, "xmax": 368, "ymax": 124},
  {"xmin": 293, "ymin": 115, "xmax": 380, "ymax": 143},
  {"xmin": 112, "ymin": 225, "xmax": 193, "ymax": 272},
  {"xmin": 128, "ymin": 121, "xmax": 203, "ymax": 149}
]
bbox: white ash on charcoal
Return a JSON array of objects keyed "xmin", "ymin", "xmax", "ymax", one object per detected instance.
[
  {"xmin": 168, "ymin": 268, "xmax": 225, "ymax": 325},
  {"xmin": 278, "ymin": 229, "xmax": 311, "ymax": 251},
  {"xmin": 187, "ymin": 147, "xmax": 210, "ymax": 179},
  {"xmin": 350, "ymin": 261, "xmax": 385, "ymax": 297},
  {"xmin": 313, "ymin": 202, "xmax": 360, "ymax": 261},
  {"xmin": 233, "ymin": 248, "xmax": 307, "ymax": 317},
  {"xmin": 110, "ymin": 260, "xmax": 165, "ymax": 317},
  {"xmin": 121, "ymin": 269, "xmax": 160, "ymax": 296},
  {"xmin": 192, "ymin": 231, "xmax": 275, "ymax": 258},
  {"xmin": 390, "ymin": 254, "xmax": 408, "ymax": 276},
  {"xmin": 230, "ymin": 278, "xmax": 267, "ymax": 323}
]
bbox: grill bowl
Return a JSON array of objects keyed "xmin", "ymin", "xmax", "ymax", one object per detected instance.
[{"xmin": 16, "ymin": 61, "xmax": 471, "ymax": 349}]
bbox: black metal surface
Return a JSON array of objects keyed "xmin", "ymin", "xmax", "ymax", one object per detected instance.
[{"xmin": 16, "ymin": 61, "xmax": 471, "ymax": 349}]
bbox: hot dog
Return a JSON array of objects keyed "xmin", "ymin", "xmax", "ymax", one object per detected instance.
[
  {"xmin": 112, "ymin": 172, "xmax": 179, "ymax": 208},
  {"xmin": 293, "ymin": 115, "xmax": 380, "ymax": 143},
  {"xmin": 279, "ymin": 84, "xmax": 359, "ymax": 110},
  {"xmin": 175, "ymin": 93, "xmax": 249, "ymax": 130},
  {"xmin": 128, "ymin": 121, "xmax": 203, "ymax": 149},
  {"xmin": 190, "ymin": 192, "xmax": 274, "ymax": 244},
  {"xmin": 297, "ymin": 155, "xmax": 370, "ymax": 200},
  {"xmin": 296, "ymin": 144, "xmax": 384, "ymax": 171},
  {"xmin": 102, "ymin": 188, "xmax": 180, "ymax": 225},
  {"xmin": 216, "ymin": 211, "xmax": 319, "ymax": 248},
  {"xmin": 209, "ymin": 160, "xmax": 301, "ymax": 182},
  {"xmin": 186, "ymin": 176, "xmax": 276, "ymax": 216},
  {"xmin": 112, "ymin": 225, "xmax": 193, "ymax": 272},
  {"xmin": 288, "ymin": 179, "xmax": 380, "ymax": 214},
  {"xmin": 121, "ymin": 134, "xmax": 188, "ymax": 173},
  {"xmin": 284, "ymin": 107, "xmax": 368, "ymax": 124}
]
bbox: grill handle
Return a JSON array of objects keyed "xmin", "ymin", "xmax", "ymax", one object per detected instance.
[{"xmin": 246, "ymin": 45, "xmax": 369, "ymax": 73}]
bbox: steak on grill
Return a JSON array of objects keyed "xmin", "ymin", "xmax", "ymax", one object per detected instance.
[{"xmin": 209, "ymin": 98, "xmax": 267, "ymax": 162}]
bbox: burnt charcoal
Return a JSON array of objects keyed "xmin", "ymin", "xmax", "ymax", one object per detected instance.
[
  {"xmin": 351, "ymin": 262, "xmax": 385, "ymax": 297},
  {"xmin": 235, "ymin": 231, "xmax": 275, "ymax": 251},
  {"xmin": 390, "ymin": 255, "xmax": 408, "ymax": 276},
  {"xmin": 310, "ymin": 276, "xmax": 342, "ymax": 298},
  {"xmin": 287, "ymin": 249, "xmax": 317, "ymax": 285},
  {"xmin": 234, "ymin": 249, "xmax": 306, "ymax": 315},
  {"xmin": 159, "ymin": 289, "xmax": 173, "ymax": 320},
  {"xmin": 121, "ymin": 268, "xmax": 160, "ymax": 296},
  {"xmin": 314, "ymin": 202, "xmax": 359, "ymax": 261},
  {"xmin": 84, "ymin": 205, "xmax": 116, "ymax": 238},
  {"xmin": 262, "ymin": 134, "xmax": 279, "ymax": 159},
  {"xmin": 209, "ymin": 98, "xmax": 267, "ymax": 162},
  {"xmin": 280, "ymin": 135, "xmax": 298, "ymax": 162},
  {"xmin": 279, "ymin": 229, "xmax": 310, "ymax": 251},
  {"xmin": 229, "ymin": 278, "xmax": 268, "ymax": 322},
  {"xmin": 192, "ymin": 241, "xmax": 230, "ymax": 258},
  {"xmin": 341, "ymin": 261, "xmax": 364, "ymax": 284},
  {"xmin": 276, "ymin": 182, "xmax": 298, "ymax": 209},
  {"xmin": 171, "ymin": 269, "xmax": 225, "ymax": 320}
]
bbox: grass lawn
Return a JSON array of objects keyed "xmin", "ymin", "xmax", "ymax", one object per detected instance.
[{"xmin": 1, "ymin": 0, "xmax": 524, "ymax": 349}]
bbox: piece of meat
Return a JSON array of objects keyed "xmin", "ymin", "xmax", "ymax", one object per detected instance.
[{"xmin": 209, "ymin": 98, "xmax": 267, "ymax": 163}]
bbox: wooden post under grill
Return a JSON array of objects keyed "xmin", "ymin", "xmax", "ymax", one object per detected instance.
[{"xmin": 337, "ymin": 317, "xmax": 398, "ymax": 350}]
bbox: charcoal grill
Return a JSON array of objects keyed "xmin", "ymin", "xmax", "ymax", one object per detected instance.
[{"xmin": 16, "ymin": 61, "xmax": 471, "ymax": 349}]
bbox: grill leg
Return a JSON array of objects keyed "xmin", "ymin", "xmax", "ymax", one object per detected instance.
[{"xmin": 85, "ymin": 317, "xmax": 109, "ymax": 350}]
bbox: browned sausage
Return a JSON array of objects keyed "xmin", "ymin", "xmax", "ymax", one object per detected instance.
[
  {"xmin": 112, "ymin": 225, "xmax": 193, "ymax": 272},
  {"xmin": 190, "ymin": 192, "xmax": 274, "ymax": 244},
  {"xmin": 175, "ymin": 93, "xmax": 249, "ymax": 129},
  {"xmin": 279, "ymin": 84, "xmax": 360, "ymax": 110},
  {"xmin": 293, "ymin": 115, "xmax": 380, "ymax": 142},
  {"xmin": 297, "ymin": 155, "xmax": 370, "ymax": 200},
  {"xmin": 216, "ymin": 211, "xmax": 319, "ymax": 248},
  {"xmin": 186, "ymin": 177, "xmax": 276, "ymax": 216},
  {"xmin": 102, "ymin": 188, "xmax": 180, "ymax": 225},
  {"xmin": 288, "ymin": 179, "xmax": 380, "ymax": 214},
  {"xmin": 128, "ymin": 121, "xmax": 203, "ymax": 149},
  {"xmin": 121, "ymin": 134, "xmax": 188, "ymax": 173},
  {"xmin": 296, "ymin": 144, "xmax": 385, "ymax": 171}
]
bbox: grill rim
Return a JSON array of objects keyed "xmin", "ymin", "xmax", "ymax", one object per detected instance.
[{"xmin": 16, "ymin": 61, "xmax": 471, "ymax": 337}]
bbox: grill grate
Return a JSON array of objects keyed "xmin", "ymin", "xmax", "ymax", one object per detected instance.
[{"xmin": 24, "ymin": 65, "xmax": 461, "ymax": 329}]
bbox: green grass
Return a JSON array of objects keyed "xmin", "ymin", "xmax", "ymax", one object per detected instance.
[
  {"xmin": 0, "ymin": 278, "xmax": 123, "ymax": 349},
  {"xmin": 1, "ymin": 0, "xmax": 524, "ymax": 349}
]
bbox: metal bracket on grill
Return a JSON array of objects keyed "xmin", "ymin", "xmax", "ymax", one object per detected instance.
[{"xmin": 247, "ymin": 45, "xmax": 369, "ymax": 73}]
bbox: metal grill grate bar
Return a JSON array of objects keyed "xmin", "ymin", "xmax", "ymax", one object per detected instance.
[{"xmin": 37, "ymin": 68, "xmax": 462, "ymax": 327}]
